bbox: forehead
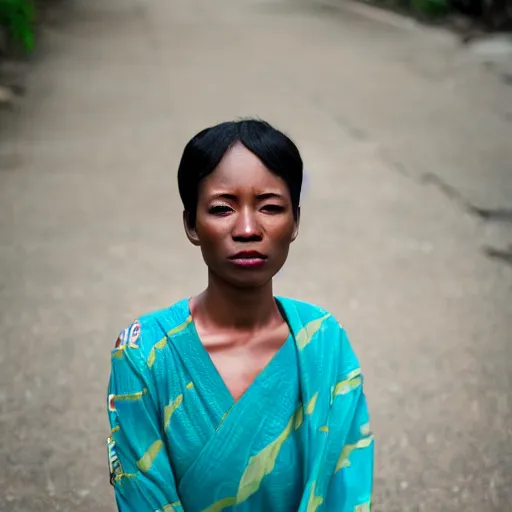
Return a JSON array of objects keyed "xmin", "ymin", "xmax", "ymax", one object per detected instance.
[{"xmin": 200, "ymin": 144, "xmax": 288, "ymax": 195}]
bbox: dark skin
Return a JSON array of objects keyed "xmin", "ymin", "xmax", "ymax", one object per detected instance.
[{"xmin": 184, "ymin": 143, "xmax": 299, "ymax": 402}]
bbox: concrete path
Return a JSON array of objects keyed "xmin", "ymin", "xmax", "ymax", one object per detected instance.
[{"xmin": 1, "ymin": 0, "xmax": 511, "ymax": 510}]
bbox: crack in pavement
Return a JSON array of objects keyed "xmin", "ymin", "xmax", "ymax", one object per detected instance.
[
  {"xmin": 470, "ymin": 206, "xmax": 512, "ymax": 223},
  {"xmin": 421, "ymin": 172, "xmax": 512, "ymax": 224},
  {"xmin": 308, "ymin": 67, "xmax": 512, "ymax": 267},
  {"xmin": 484, "ymin": 245, "xmax": 512, "ymax": 266},
  {"xmin": 420, "ymin": 172, "xmax": 512, "ymax": 266}
]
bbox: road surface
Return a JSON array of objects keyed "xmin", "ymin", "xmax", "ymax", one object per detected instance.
[{"xmin": 1, "ymin": 0, "xmax": 511, "ymax": 510}]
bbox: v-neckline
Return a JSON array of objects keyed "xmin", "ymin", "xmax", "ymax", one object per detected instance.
[{"xmin": 185, "ymin": 297, "xmax": 294, "ymax": 408}]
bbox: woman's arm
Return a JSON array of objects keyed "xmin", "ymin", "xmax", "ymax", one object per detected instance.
[
  {"xmin": 326, "ymin": 327, "xmax": 374, "ymax": 511},
  {"xmin": 107, "ymin": 321, "xmax": 182, "ymax": 512}
]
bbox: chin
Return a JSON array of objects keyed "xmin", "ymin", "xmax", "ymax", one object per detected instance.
[
  {"xmin": 207, "ymin": 265, "xmax": 275, "ymax": 290},
  {"xmin": 206, "ymin": 258, "xmax": 287, "ymax": 290},
  {"xmin": 225, "ymin": 273, "xmax": 273, "ymax": 290}
]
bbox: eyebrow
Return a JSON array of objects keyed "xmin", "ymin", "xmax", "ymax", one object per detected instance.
[
  {"xmin": 210, "ymin": 192, "xmax": 285, "ymax": 201},
  {"xmin": 257, "ymin": 192, "xmax": 285, "ymax": 200}
]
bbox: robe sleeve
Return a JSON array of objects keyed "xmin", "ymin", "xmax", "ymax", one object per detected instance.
[
  {"xmin": 326, "ymin": 327, "xmax": 374, "ymax": 512},
  {"xmin": 107, "ymin": 320, "xmax": 182, "ymax": 512}
]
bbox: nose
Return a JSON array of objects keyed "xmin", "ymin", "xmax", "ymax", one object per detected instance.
[{"xmin": 232, "ymin": 208, "xmax": 262, "ymax": 242}]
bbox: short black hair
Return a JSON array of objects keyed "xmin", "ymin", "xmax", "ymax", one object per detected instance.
[{"xmin": 177, "ymin": 119, "xmax": 303, "ymax": 226}]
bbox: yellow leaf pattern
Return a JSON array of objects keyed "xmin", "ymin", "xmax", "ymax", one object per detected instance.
[
  {"xmin": 112, "ymin": 388, "xmax": 147, "ymax": 402},
  {"xmin": 236, "ymin": 406, "xmax": 303, "ymax": 503},
  {"xmin": 307, "ymin": 482, "xmax": 324, "ymax": 512},
  {"xmin": 354, "ymin": 501, "xmax": 372, "ymax": 512},
  {"xmin": 137, "ymin": 440, "xmax": 164, "ymax": 473},
  {"xmin": 360, "ymin": 423, "xmax": 371, "ymax": 436},
  {"xmin": 164, "ymin": 394, "xmax": 183, "ymax": 430},
  {"xmin": 333, "ymin": 368, "xmax": 362, "ymax": 397},
  {"xmin": 335, "ymin": 435, "xmax": 374, "ymax": 472},
  {"xmin": 306, "ymin": 392, "xmax": 319, "ymax": 415},
  {"xmin": 201, "ymin": 496, "xmax": 237, "ymax": 512},
  {"xmin": 147, "ymin": 316, "xmax": 192, "ymax": 368},
  {"xmin": 295, "ymin": 314, "xmax": 331, "ymax": 350}
]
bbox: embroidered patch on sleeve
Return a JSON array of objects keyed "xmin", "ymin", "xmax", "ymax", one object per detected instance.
[
  {"xmin": 128, "ymin": 321, "xmax": 141, "ymax": 347},
  {"xmin": 107, "ymin": 436, "xmax": 124, "ymax": 485},
  {"xmin": 114, "ymin": 320, "xmax": 141, "ymax": 350}
]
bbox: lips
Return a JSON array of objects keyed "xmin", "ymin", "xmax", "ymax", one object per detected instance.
[
  {"xmin": 229, "ymin": 251, "xmax": 268, "ymax": 268},
  {"xmin": 230, "ymin": 251, "xmax": 267, "ymax": 260}
]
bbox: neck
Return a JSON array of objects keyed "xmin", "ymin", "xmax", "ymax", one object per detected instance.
[{"xmin": 195, "ymin": 272, "xmax": 280, "ymax": 331}]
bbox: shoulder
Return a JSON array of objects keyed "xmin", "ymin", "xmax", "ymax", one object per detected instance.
[
  {"xmin": 279, "ymin": 296, "xmax": 360, "ymax": 371},
  {"xmin": 111, "ymin": 298, "xmax": 190, "ymax": 363},
  {"xmin": 277, "ymin": 296, "xmax": 341, "ymax": 329}
]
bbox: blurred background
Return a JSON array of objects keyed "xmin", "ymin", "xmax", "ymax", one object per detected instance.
[{"xmin": 1, "ymin": 0, "xmax": 511, "ymax": 511}]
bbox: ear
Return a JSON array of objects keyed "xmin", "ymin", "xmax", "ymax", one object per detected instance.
[
  {"xmin": 291, "ymin": 206, "xmax": 300, "ymax": 242},
  {"xmin": 183, "ymin": 211, "xmax": 200, "ymax": 246}
]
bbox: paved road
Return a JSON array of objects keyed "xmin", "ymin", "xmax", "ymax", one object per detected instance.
[{"xmin": 1, "ymin": 0, "xmax": 511, "ymax": 510}]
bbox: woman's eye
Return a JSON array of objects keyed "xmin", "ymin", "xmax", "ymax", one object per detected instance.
[
  {"xmin": 209, "ymin": 205, "xmax": 232, "ymax": 215},
  {"xmin": 261, "ymin": 204, "xmax": 284, "ymax": 213}
]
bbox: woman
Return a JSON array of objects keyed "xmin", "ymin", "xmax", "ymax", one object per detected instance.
[{"xmin": 107, "ymin": 119, "xmax": 374, "ymax": 512}]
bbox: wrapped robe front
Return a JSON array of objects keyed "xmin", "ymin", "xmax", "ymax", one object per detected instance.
[{"xmin": 107, "ymin": 297, "xmax": 374, "ymax": 512}]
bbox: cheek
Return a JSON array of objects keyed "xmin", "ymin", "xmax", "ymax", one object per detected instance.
[
  {"xmin": 271, "ymin": 220, "xmax": 297, "ymax": 247},
  {"xmin": 196, "ymin": 221, "xmax": 230, "ymax": 251}
]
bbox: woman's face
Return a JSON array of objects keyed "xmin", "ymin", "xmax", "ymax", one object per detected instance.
[{"xmin": 186, "ymin": 143, "xmax": 299, "ymax": 289}]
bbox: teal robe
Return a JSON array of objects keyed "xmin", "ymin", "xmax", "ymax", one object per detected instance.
[{"xmin": 107, "ymin": 297, "xmax": 373, "ymax": 512}]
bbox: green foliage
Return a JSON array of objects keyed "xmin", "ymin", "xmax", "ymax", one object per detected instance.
[
  {"xmin": 377, "ymin": 0, "xmax": 449, "ymax": 18},
  {"xmin": 0, "ymin": 0, "xmax": 35, "ymax": 53},
  {"xmin": 411, "ymin": 0, "xmax": 449, "ymax": 17}
]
